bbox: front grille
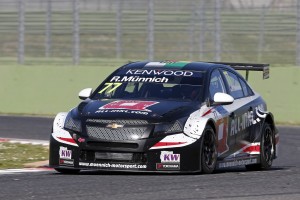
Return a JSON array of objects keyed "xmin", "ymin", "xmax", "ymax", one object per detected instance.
[
  {"xmin": 79, "ymin": 150, "xmax": 147, "ymax": 163},
  {"xmin": 86, "ymin": 119, "xmax": 148, "ymax": 125},
  {"xmin": 86, "ymin": 126, "xmax": 147, "ymax": 141},
  {"xmin": 85, "ymin": 118, "xmax": 150, "ymax": 141},
  {"xmin": 95, "ymin": 152, "xmax": 133, "ymax": 161}
]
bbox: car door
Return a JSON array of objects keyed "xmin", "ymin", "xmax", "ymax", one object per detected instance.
[
  {"xmin": 220, "ymin": 69, "xmax": 253, "ymax": 159},
  {"xmin": 208, "ymin": 69, "xmax": 233, "ymax": 159}
]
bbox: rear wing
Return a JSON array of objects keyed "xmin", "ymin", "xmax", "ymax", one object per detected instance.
[{"xmin": 208, "ymin": 62, "xmax": 269, "ymax": 81}]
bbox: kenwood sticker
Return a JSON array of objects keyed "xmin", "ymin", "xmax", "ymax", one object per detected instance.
[{"xmin": 126, "ymin": 69, "xmax": 193, "ymax": 76}]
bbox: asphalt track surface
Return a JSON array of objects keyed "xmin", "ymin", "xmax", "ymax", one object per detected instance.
[{"xmin": 0, "ymin": 115, "xmax": 300, "ymax": 200}]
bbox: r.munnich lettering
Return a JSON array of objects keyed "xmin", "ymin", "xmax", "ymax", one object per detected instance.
[{"xmin": 110, "ymin": 76, "xmax": 168, "ymax": 83}]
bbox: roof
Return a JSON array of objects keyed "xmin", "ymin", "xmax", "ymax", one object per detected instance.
[
  {"xmin": 121, "ymin": 61, "xmax": 227, "ymax": 72},
  {"xmin": 121, "ymin": 61, "xmax": 269, "ymax": 80}
]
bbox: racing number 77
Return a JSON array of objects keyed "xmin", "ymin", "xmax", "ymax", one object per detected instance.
[{"xmin": 98, "ymin": 83, "xmax": 122, "ymax": 94}]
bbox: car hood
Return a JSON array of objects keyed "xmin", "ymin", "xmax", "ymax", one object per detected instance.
[{"xmin": 78, "ymin": 99, "xmax": 199, "ymax": 121}]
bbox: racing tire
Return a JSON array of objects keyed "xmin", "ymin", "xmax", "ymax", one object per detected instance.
[
  {"xmin": 54, "ymin": 168, "xmax": 80, "ymax": 174},
  {"xmin": 200, "ymin": 125, "xmax": 217, "ymax": 174},
  {"xmin": 246, "ymin": 122, "xmax": 275, "ymax": 171}
]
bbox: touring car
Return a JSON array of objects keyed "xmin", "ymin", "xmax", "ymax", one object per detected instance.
[{"xmin": 49, "ymin": 61, "xmax": 278, "ymax": 174}]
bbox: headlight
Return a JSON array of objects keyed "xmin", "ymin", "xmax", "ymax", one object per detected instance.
[
  {"xmin": 64, "ymin": 112, "xmax": 82, "ymax": 132},
  {"xmin": 153, "ymin": 120, "xmax": 183, "ymax": 137}
]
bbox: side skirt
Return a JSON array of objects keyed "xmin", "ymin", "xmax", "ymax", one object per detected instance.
[{"xmin": 216, "ymin": 156, "xmax": 260, "ymax": 169}]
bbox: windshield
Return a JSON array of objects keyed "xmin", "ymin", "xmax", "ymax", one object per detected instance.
[{"xmin": 92, "ymin": 68, "xmax": 205, "ymax": 101}]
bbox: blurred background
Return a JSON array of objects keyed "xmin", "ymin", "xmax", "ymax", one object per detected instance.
[
  {"xmin": 0, "ymin": 0, "xmax": 298, "ymax": 64},
  {"xmin": 0, "ymin": 0, "xmax": 299, "ymax": 124}
]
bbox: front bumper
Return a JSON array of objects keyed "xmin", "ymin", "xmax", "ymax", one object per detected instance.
[{"xmin": 49, "ymin": 132, "xmax": 201, "ymax": 173}]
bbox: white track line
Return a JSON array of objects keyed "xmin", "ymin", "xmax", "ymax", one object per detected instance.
[
  {"xmin": 0, "ymin": 168, "xmax": 54, "ymax": 175},
  {"xmin": 0, "ymin": 138, "xmax": 49, "ymax": 146}
]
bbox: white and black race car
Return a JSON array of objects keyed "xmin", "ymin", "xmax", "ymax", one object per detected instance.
[{"xmin": 49, "ymin": 61, "xmax": 279, "ymax": 174}]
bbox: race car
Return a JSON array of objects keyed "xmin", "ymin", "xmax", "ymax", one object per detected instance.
[{"xmin": 49, "ymin": 61, "xmax": 279, "ymax": 174}]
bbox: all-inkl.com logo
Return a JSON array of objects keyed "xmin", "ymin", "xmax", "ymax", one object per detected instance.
[{"xmin": 98, "ymin": 100, "xmax": 158, "ymax": 112}]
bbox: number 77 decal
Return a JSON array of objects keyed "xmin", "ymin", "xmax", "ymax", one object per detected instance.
[{"xmin": 98, "ymin": 83, "xmax": 122, "ymax": 94}]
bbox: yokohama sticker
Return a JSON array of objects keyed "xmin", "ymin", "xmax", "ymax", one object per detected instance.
[
  {"xmin": 59, "ymin": 159, "xmax": 74, "ymax": 166},
  {"xmin": 156, "ymin": 151, "xmax": 180, "ymax": 170},
  {"xmin": 97, "ymin": 100, "xmax": 158, "ymax": 112},
  {"xmin": 156, "ymin": 163, "xmax": 180, "ymax": 170}
]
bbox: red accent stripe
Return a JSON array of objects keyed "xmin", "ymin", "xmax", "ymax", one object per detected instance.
[
  {"xmin": 153, "ymin": 142, "xmax": 186, "ymax": 147},
  {"xmin": 243, "ymin": 145, "xmax": 260, "ymax": 152},
  {"xmin": 201, "ymin": 108, "xmax": 213, "ymax": 117},
  {"xmin": 57, "ymin": 137, "xmax": 76, "ymax": 144}
]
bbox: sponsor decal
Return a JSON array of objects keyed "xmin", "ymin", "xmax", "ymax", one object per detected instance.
[
  {"xmin": 160, "ymin": 151, "xmax": 180, "ymax": 163},
  {"xmin": 79, "ymin": 162, "xmax": 147, "ymax": 169},
  {"xmin": 78, "ymin": 138, "xmax": 85, "ymax": 143},
  {"xmin": 157, "ymin": 151, "xmax": 180, "ymax": 171},
  {"xmin": 110, "ymin": 76, "xmax": 168, "ymax": 83},
  {"xmin": 218, "ymin": 158, "xmax": 257, "ymax": 169},
  {"xmin": 96, "ymin": 109, "xmax": 149, "ymax": 115},
  {"xmin": 59, "ymin": 146, "xmax": 72, "ymax": 159},
  {"xmin": 59, "ymin": 159, "xmax": 74, "ymax": 166},
  {"xmin": 125, "ymin": 69, "xmax": 193, "ymax": 76},
  {"xmin": 230, "ymin": 111, "xmax": 253, "ymax": 136},
  {"xmin": 97, "ymin": 100, "xmax": 158, "ymax": 112},
  {"xmin": 230, "ymin": 104, "xmax": 266, "ymax": 136},
  {"xmin": 156, "ymin": 163, "xmax": 180, "ymax": 170},
  {"xmin": 144, "ymin": 61, "xmax": 189, "ymax": 68}
]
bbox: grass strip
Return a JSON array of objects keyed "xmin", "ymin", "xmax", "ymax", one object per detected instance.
[{"xmin": 0, "ymin": 143, "xmax": 48, "ymax": 169}]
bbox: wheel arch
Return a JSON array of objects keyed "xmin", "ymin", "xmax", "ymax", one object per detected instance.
[
  {"xmin": 262, "ymin": 112, "xmax": 278, "ymax": 159},
  {"xmin": 264, "ymin": 112, "xmax": 276, "ymax": 133},
  {"xmin": 206, "ymin": 119, "xmax": 217, "ymax": 135}
]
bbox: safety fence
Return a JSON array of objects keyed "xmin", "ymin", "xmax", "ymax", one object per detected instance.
[{"xmin": 0, "ymin": 0, "xmax": 298, "ymax": 65}]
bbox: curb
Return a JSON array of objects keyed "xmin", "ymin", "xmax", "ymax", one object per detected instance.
[
  {"xmin": 0, "ymin": 167, "xmax": 54, "ymax": 175},
  {"xmin": 24, "ymin": 160, "xmax": 50, "ymax": 168},
  {"xmin": 0, "ymin": 137, "xmax": 49, "ymax": 146}
]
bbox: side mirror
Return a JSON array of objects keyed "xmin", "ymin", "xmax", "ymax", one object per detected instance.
[
  {"xmin": 78, "ymin": 88, "xmax": 93, "ymax": 100},
  {"xmin": 213, "ymin": 92, "xmax": 234, "ymax": 105}
]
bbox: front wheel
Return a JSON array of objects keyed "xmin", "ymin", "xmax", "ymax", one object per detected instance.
[
  {"xmin": 246, "ymin": 122, "xmax": 274, "ymax": 171},
  {"xmin": 200, "ymin": 125, "xmax": 217, "ymax": 174}
]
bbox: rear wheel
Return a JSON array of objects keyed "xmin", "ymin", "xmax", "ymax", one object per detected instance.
[
  {"xmin": 200, "ymin": 125, "xmax": 217, "ymax": 174},
  {"xmin": 246, "ymin": 122, "xmax": 274, "ymax": 171},
  {"xmin": 54, "ymin": 168, "xmax": 80, "ymax": 174}
]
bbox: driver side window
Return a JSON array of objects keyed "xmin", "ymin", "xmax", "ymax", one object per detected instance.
[{"xmin": 209, "ymin": 70, "xmax": 226, "ymax": 99}]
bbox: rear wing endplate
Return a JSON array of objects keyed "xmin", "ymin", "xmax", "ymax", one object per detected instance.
[{"xmin": 208, "ymin": 62, "xmax": 269, "ymax": 81}]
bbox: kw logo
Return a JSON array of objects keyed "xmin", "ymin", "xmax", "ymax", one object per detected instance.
[{"xmin": 160, "ymin": 151, "xmax": 180, "ymax": 163}]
